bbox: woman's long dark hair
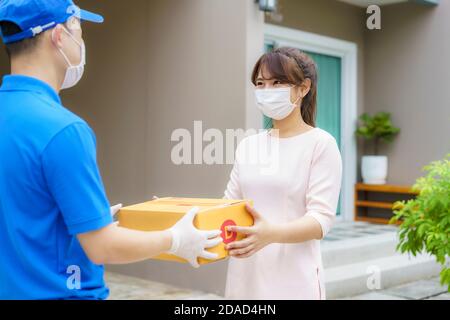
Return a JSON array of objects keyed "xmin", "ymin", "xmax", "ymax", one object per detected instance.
[{"xmin": 251, "ymin": 47, "xmax": 318, "ymax": 127}]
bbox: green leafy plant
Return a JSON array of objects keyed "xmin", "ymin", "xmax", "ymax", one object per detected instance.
[
  {"xmin": 355, "ymin": 112, "xmax": 400, "ymax": 155},
  {"xmin": 390, "ymin": 154, "xmax": 450, "ymax": 291}
]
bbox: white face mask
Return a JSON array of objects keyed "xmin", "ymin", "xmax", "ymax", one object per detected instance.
[
  {"xmin": 54, "ymin": 26, "xmax": 86, "ymax": 90},
  {"xmin": 255, "ymin": 87, "xmax": 300, "ymax": 121}
]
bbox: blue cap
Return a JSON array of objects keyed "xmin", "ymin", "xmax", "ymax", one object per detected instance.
[{"xmin": 0, "ymin": 0, "xmax": 104, "ymax": 44}]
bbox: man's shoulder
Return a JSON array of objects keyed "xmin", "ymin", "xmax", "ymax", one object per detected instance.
[
  {"xmin": 2, "ymin": 90, "xmax": 92, "ymax": 148},
  {"xmin": 42, "ymin": 110, "xmax": 94, "ymax": 150},
  {"xmin": 35, "ymin": 95, "xmax": 86, "ymax": 128},
  {"xmin": 37, "ymin": 104, "xmax": 93, "ymax": 147},
  {"xmin": 29, "ymin": 91, "xmax": 90, "ymax": 132},
  {"xmin": 49, "ymin": 106, "xmax": 88, "ymax": 133},
  {"xmin": 3, "ymin": 89, "xmax": 86, "ymax": 126}
]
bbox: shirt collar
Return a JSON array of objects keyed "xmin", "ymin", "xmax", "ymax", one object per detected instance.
[{"xmin": 0, "ymin": 75, "xmax": 61, "ymax": 104}]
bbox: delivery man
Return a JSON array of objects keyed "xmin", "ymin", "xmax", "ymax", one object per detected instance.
[{"xmin": 0, "ymin": 0, "xmax": 222, "ymax": 300}]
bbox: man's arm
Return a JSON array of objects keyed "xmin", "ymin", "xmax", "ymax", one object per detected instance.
[
  {"xmin": 77, "ymin": 224, "xmax": 172, "ymax": 265},
  {"xmin": 77, "ymin": 206, "xmax": 222, "ymax": 267}
]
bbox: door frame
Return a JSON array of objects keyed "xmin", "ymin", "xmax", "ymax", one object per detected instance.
[{"xmin": 264, "ymin": 24, "xmax": 358, "ymax": 222}]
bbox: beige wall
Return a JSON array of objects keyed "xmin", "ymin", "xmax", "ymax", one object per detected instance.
[
  {"xmin": 72, "ymin": 0, "xmax": 263, "ymax": 295},
  {"xmin": 63, "ymin": 0, "xmax": 150, "ymax": 206},
  {"xmin": 364, "ymin": 1, "xmax": 450, "ymax": 184},
  {"xmin": 0, "ymin": 0, "xmax": 263, "ymax": 295},
  {"xmin": 265, "ymin": 0, "xmax": 450, "ymax": 185},
  {"xmin": 2, "ymin": 0, "xmax": 448, "ymax": 296},
  {"xmin": 0, "ymin": 44, "xmax": 7, "ymax": 76}
]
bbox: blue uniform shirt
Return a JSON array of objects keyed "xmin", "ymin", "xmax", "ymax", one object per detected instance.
[{"xmin": 0, "ymin": 75, "xmax": 113, "ymax": 300}]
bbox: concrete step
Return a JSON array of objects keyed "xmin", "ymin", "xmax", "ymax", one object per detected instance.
[
  {"xmin": 321, "ymin": 232, "xmax": 398, "ymax": 268},
  {"xmin": 325, "ymin": 252, "xmax": 442, "ymax": 299}
]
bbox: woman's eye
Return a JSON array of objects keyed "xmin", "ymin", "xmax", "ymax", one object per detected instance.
[{"xmin": 274, "ymin": 81, "xmax": 283, "ymax": 85}]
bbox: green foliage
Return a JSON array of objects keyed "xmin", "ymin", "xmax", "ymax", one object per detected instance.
[
  {"xmin": 390, "ymin": 154, "xmax": 450, "ymax": 291},
  {"xmin": 355, "ymin": 112, "xmax": 400, "ymax": 155}
]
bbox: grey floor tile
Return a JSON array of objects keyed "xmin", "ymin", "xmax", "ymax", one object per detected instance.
[
  {"xmin": 323, "ymin": 237, "xmax": 345, "ymax": 241},
  {"xmin": 341, "ymin": 291, "xmax": 407, "ymax": 300},
  {"xmin": 383, "ymin": 279, "xmax": 448, "ymax": 300},
  {"xmin": 105, "ymin": 272, "xmax": 222, "ymax": 300},
  {"xmin": 185, "ymin": 294, "xmax": 225, "ymax": 300},
  {"xmin": 426, "ymin": 293, "xmax": 450, "ymax": 300}
]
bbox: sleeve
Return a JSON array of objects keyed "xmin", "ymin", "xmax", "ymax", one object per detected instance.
[
  {"xmin": 304, "ymin": 135, "xmax": 343, "ymax": 239},
  {"xmin": 224, "ymin": 141, "xmax": 244, "ymax": 200},
  {"xmin": 42, "ymin": 122, "xmax": 113, "ymax": 235}
]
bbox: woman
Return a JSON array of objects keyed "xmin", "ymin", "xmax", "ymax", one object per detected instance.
[{"xmin": 224, "ymin": 47, "xmax": 343, "ymax": 300}]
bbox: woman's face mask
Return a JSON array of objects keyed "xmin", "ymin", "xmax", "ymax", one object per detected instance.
[{"xmin": 255, "ymin": 87, "xmax": 300, "ymax": 121}]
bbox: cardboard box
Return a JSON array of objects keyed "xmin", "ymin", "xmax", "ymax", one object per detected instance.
[{"xmin": 118, "ymin": 197, "xmax": 254, "ymax": 265}]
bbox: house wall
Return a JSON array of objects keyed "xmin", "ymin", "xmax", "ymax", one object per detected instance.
[
  {"xmin": 364, "ymin": 1, "xmax": 450, "ymax": 184},
  {"xmin": 0, "ymin": 0, "xmax": 264, "ymax": 296},
  {"xmin": 2, "ymin": 0, "xmax": 447, "ymax": 297},
  {"xmin": 62, "ymin": 0, "xmax": 150, "ymax": 207},
  {"xmin": 265, "ymin": 0, "xmax": 367, "ymax": 179},
  {"xmin": 0, "ymin": 44, "xmax": 7, "ymax": 76},
  {"xmin": 107, "ymin": 0, "xmax": 263, "ymax": 295},
  {"xmin": 265, "ymin": 0, "xmax": 449, "ymax": 185},
  {"xmin": 71, "ymin": 0, "xmax": 263, "ymax": 295}
]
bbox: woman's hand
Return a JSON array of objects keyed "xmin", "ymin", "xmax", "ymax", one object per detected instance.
[{"xmin": 225, "ymin": 204, "xmax": 276, "ymax": 259}]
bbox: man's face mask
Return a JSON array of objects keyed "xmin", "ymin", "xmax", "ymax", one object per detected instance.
[
  {"xmin": 255, "ymin": 87, "xmax": 300, "ymax": 121},
  {"xmin": 53, "ymin": 24, "xmax": 85, "ymax": 90}
]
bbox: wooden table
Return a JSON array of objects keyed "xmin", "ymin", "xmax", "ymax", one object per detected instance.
[{"xmin": 354, "ymin": 183, "xmax": 419, "ymax": 224}]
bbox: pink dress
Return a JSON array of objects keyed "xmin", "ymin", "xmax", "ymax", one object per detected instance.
[{"xmin": 224, "ymin": 128, "xmax": 343, "ymax": 300}]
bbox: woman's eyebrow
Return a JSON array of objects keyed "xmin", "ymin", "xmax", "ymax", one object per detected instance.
[{"xmin": 256, "ymin": 77, "xmax": 273, "ymax": 82}]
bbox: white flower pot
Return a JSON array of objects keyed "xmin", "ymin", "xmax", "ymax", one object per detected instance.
[{"xmin": 362, "ymin": 156, "xmax": 388, "ymax": 185}]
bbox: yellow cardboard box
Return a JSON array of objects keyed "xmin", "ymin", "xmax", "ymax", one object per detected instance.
[{"xmin": 118, "ymin": 197, "xmax": 254, "ymax": 265}]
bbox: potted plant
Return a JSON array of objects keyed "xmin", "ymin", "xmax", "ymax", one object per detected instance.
[
  {"xmin": 356, "ymin": 112, "xmax": 400, "ymax": 185},
  {"xmin": 390, "ymin": 154, "xmax": 450, "ymax": 291}
]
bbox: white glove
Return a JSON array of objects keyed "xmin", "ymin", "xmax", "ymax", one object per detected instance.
[
  {"xmin": 168, "ymin": 207, "xmax": 222, "ymax": 268},
  {"xmin": 110, "ymin": 204, "xmax": 123, "ymax": 217},
  {"xmin": 110, "ymin": 204, "xmax": 123, "ymax": 226}
]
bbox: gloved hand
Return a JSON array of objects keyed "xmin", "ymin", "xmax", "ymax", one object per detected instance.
[
  {"xmin": 168, "ymin": 207, "xmax": 222, "ymax": 268},
  {"xmin": 110, "ymin": 204, "xmax": 123, "ymax": 217},
  {"xmin": 110, "ymin": 204, "xmax": 123, "ymax": 226}
]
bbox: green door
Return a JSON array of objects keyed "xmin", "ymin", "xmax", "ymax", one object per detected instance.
[
  {"xmin": 263, "ymin": 43, "xmax": 342, "ymax": 215},
  {"xmin": 305, "ymin": 51, "xmax": 341, "ymax": 151}
]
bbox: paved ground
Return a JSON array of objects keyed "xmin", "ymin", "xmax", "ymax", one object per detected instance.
[
  {"xmin": 322, "ymin": 222, "xmax": 448, "ymax": 300},
  {"xmin": 106, "ymin": 272, "xmax": 448, "ymax": 300},
  {"xmin": 106, "ymin": 272, "xmax": 223, "ymax": 300},
  {"xmin": 106, "ymin": 222, "xmax": 448, "ymax": 300},
  {"xmin": 323, "ymin": 221, "xmax": 398, "ymax": 242},
  {"xmin": 343, "ymin": 277, "xmax": 449, "ymax": 300}
]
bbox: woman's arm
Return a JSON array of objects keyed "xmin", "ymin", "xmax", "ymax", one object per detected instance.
[
  {"xmin": 226, "ymin": 136, "xmax": 343, "ymax": 258},
  {"xmin": 77, "ymin": 224, "xmax": 173, "ymax": 265},
  {"xmin": 224, "ymin": 144, "xmax": 244, "ymax": 200},
  {"xmin": 226, "ymin": 205, "xmax": 323, "ymax": 258},
  {"xmin": 269, "ymin": 215, "xmax": 324, "ymax": 243}
]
